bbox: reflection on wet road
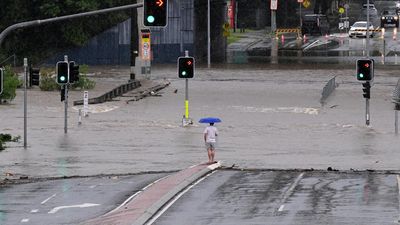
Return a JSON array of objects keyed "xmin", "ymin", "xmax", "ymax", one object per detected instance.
[{"xmin": 153, "ymin": 170, "xmax": 399, "ymax": 225}]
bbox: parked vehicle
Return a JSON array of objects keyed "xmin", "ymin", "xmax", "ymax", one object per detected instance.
[
  {"xmin": 348, "ymin": 21, "xmax": 374, "ymax": 38},
  {"xmin": 301, "ymin": 14, "xmax": 330, "ymax": 36},
  {"xmin": 381, "ymin": 9, "xmax": 399, "ymax": 28},
  {"xmin": 359, "ymin": 3, "xmax": 378, "ymax": 20}
]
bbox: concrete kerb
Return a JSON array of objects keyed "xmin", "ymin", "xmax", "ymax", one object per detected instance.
[
  {"xmin": 83, "ymin": 162, "xmax": 220, "ymax": 225},
  {"xmin": 132, "ymin": 162, "xmax": 220, "ymax": 225}
]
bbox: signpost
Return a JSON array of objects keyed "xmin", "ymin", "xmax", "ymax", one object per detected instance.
[
  {"xmin": 140, "ymin": 29, "xmax": 151, "ymax": 78},
  {"xmin": 83, "ymin": 91, "xmax": 89, "ymax": 117}
]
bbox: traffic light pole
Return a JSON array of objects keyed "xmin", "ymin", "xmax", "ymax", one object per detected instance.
[
  {"xmin": 64, "ymin": 55, "xmax": 68, "ymax": 134},
  {"xmin": 366, "ymin": 98, "xmax": 370, "ymax": 126},
  {"xmin": 23, "ymin": 58, "xmax": 28, "ymax": 148}
]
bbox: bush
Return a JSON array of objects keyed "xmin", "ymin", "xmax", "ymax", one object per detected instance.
[
  {"xmin": 71, "ymin": 65, "xmax": 96, "ymax": 90},
  {"xmin": 39, "ymin": 68, "xmax": 59, "ymax": 91},
  {"xmin": 0, "ymin": 65, "xmax": 21, "ymax": 104},
  {"xmin": 0, "ymin": 133, "xmax": 20, "ymax": 151}
]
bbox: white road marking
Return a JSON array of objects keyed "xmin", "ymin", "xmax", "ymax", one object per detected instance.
[
  {"xmin": 396, "ymin": 175, "xmax": 400, "ymax": 223},
  {"xmin": 48, "ymin": 203, "xmax": 100, "ymax": 214},
  {"xmin": 278, "ymin": 205, "xmax": 285, "ymax": 212},
  {"xmin": 41, "ymin": 194, "xmax": 57, "ymax": 204},
  {"xmin": 105, "ymin": 175, "xmax": 169, "ymax": 216},
  {"xmin": 207, "ymin": 161, "xmax": 222, "ymax": 170},
  {"xmin": 89, "ymin": 185, "xmax": 97, "ymax": 189},
  {"xmin": 21, "ymin": 218, "xmax": 29, "ymax": 223},
  {"xmin": 276, "ymin": 172, "xmax": 304, "ymax": 213},
  {"xmin": 30, "ymin": 209, "xmax": 39, "ymax": 213},
  {"xmin": 145, "ymin": 171, "xmax": 218, "ymax": 225}
]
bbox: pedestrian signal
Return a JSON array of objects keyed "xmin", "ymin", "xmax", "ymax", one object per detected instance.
[{"xmin": 178, "ymin": 57, "xmax": 195, "ymax": 78}]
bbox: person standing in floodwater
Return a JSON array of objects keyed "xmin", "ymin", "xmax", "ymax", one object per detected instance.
[{"xmin": 204, "ymin": 123, "xmax": 218, "ymax": 164}]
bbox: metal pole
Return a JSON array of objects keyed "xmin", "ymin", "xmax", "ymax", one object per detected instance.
[
  {"xmin": 366, "ymin": 0, "xmax": 370, "ymax": 57},
  {"xmin": 185, "ymin": 78, "xmax": 189, "ymax": 119},
  {"xmin": 64, "ymin": 55, "xmax": 68, "ymax": 134},
  {"xmin": 184, "ymin": 50, "xmax": 189, "ymax": 119},
  {"xmin": 395, "ymin": 110, "xmax": 398, "ymax": 134},
  {"xmin": 271, "ymin": 10, "xmax": 276, "ymax": 34},
  {"xmin": 366, "ymin": 98, "xmax": 370, "ymax": 126},
  {"xmin": 299, "ymin": 3, "xmax": 302, "ymax": 27},
  {"xmin": 207, "ymin": 0, "xmax": 211, "ymax": 69},
  {"xmin": 23, "ymin": 58, "xmax": 27, "ymax": 148}
]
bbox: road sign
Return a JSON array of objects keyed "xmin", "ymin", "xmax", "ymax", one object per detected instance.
[
  {"xmin": 270, "ymin": 0, "xmax": 278, "ymax": 10},
  {"xmin": 141, "ymin": 30, "xmax": 151, "ymax": 61},
  {"xmin": 297, "ymin": 0, "xmax": 303, "ymax": 3},
  {"xmin": 223, "ymin": 23, "xmax": 230, "ymax": 37},
  {"xmin": 338, "ymin": 7, "xmax": 345, "ymax": 14},
  {"xmin": 302, "ymin": 0, "xmax": 310, "ymax": 8}
]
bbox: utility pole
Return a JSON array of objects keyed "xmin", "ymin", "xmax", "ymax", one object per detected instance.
[{"xmin": 130, "ymin": 2, "xmax": 139, "ymax": 81}]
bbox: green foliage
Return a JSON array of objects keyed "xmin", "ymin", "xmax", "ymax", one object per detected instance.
[
  {"xmin": 0, "ymin": 0, "xmax": 135, "ymax": 64},
  {"xmin": 0, "ymin": 133, "xmax": 20, "ymax": 151},
  {"xmin": 0, "ymin": 65, "xmax": 20, "ymax": 104},
  {"xmin": 71, "ymin": 65, "xmax": 96, "ymax": 90},
  {"xmin": 39, "ymin": 68, "xmax": 59, "ymax": 91}
]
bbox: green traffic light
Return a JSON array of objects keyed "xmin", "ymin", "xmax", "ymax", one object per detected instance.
[
  {"xmin": 60, "ymin": 76, "xmax": 66, "ymax": 81},
  {"xmin": 147, "ymin": 15, "xmax": 155, "ymax": 23},
  {"xmin": 181, "ymin": 71, "xmax": 187, "ymax": 76},
  {"xmin": 359, "ymin": 73, "xmax": 364, "ymax": 78}
]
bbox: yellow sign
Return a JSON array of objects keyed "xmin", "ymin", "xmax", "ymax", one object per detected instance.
[
  {"xmin": 141, "ymin": 33, "xmax": 151, "ymax": 61},
  {"xmin": 223, "ymin": 23, "xmax": 230, "ymax": 37},
  {"xmin": 302, "ymin": 0, "xmax": 311, "ymax": 8},
  {"xmin": 338, "ymin": 7, "xmax": 345, "ymax": 14}
]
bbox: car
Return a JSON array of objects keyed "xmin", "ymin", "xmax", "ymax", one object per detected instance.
[
  {"xmin": 381, "ymin": 9, "xmax": 399, "ymax": 28},
  {"xmin": 348, "ymin": 21, "xmax": 374, "ymax": 38},
  {"xmin": 359, "ymin": 3, "xmax": 378, "ymax": 19},
  {"xmin": 301, "ymin": 14, "xmax": 330, "ymax": 36},
  {"xmin": 396, "ymin": 2, "xmax": 400, "ymax": 14}
]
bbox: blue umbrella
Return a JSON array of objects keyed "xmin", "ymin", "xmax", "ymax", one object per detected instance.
[{"xmin": 199, "ymin": 117, "xmax": 222, "ymax": 123}]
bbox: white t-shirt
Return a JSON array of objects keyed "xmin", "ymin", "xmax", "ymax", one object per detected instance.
[{"xmin": 204, "ymin": 126, "xmax": 218, "ymax": 143}]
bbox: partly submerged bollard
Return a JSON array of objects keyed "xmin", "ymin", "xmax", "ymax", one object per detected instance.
[{"xmin": 78, "ymin": 109, "xmax": 82, "ymax": 125}]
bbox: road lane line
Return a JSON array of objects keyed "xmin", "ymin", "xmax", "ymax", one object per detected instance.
[
  {"xmin": 41, "ymin": 193, "xmax": 57, "ymax": 204},
  {"xmin": 21, "ymin": 218, "xmax": 29, "ymax": 223},
  {"xmin": 30, "ymin": 209, "xmax": 39, "ymax": 213},
  {"xmin": 278, "ymin": 205, "xmax": 285, "ymax": 212},
  {"xmin": 276, "ymin": 172, "xmax": 304, "ymax": 213},
  {"xmin": 397, "ymin": 175, "xmax": 400, "ymax": 223},
  {"xmin": 104, "ymin": 175, "xmax": 170, "ymax": 216},
  {"xmin": 145, "ymin": 171, "xmax": 218, "ymax": 225},
  {"xmin": 48, "ymin": 203, "xmax": 100, "ymax": 214}
]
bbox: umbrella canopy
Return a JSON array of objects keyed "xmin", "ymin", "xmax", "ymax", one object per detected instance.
[{"xmin": 199, "ymin": 117, "xmax": 222, "ymax": 123}]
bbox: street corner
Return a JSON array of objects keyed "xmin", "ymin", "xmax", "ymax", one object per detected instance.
[{"xmin": 82, "ymin": 162, "xmax": 221, "ymax": 225}]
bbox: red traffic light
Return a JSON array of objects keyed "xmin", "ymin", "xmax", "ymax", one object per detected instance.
[
  {"xmin": 364, "ymin": 63, "xmax": 370, "ymax": 68},
  {"xmin": 156, "ymin": 0, "xmax": 164, "ymax": 7},
  {"xmin": 186, "ymin": 60, "xmax": 193, "ymax": 66}
]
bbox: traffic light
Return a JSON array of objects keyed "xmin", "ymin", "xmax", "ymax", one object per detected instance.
[
  {"xmin": 144, "ymin": 0, "xmax": 168, "ymax": 27},
  {"xmin": 0, "ymin": 68, "xmax": 3, "ymax": 95},
  {"xmin": 357, "ymin": 59, "xmax": 374, "ymax": 81},
  {"xmin": 178, "ymin": 57, "xmax": 195, "ymax": 78},
  {"xmin": 69, "ymin": 61, "xmax": 79, "ymax": 83},
  {"xmin": 56, "ymin": 61, "xmax": 69, "ymax": 84},
  {"xmin": 362, "ymin": 82, "xmax": 371, "ymax": 99},
  {"xmin": 29, "ymin": 67, "xmax": 40, "ymax": 86}
]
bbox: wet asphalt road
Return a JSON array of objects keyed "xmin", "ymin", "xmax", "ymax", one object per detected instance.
[
  {"xmin": 153, "ymin": 170, "xmax": 400, "ymax": 225},
  {"xmin": 0, "ymin": 173, "xmax": 167, "ymax": 225}
]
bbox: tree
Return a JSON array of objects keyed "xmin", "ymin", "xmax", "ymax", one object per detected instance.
[
  {"xmin": 0, "ymin": 0, "xmax": 135, "ymax": 65},
  {"xmin": 0, "ymin": 65, "xmax": 20, "ymax": 104}
]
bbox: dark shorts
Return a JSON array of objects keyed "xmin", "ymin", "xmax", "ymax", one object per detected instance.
[{"xmin": 205, "ymin": 142, "xmax": 216, "ymax": 150}]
